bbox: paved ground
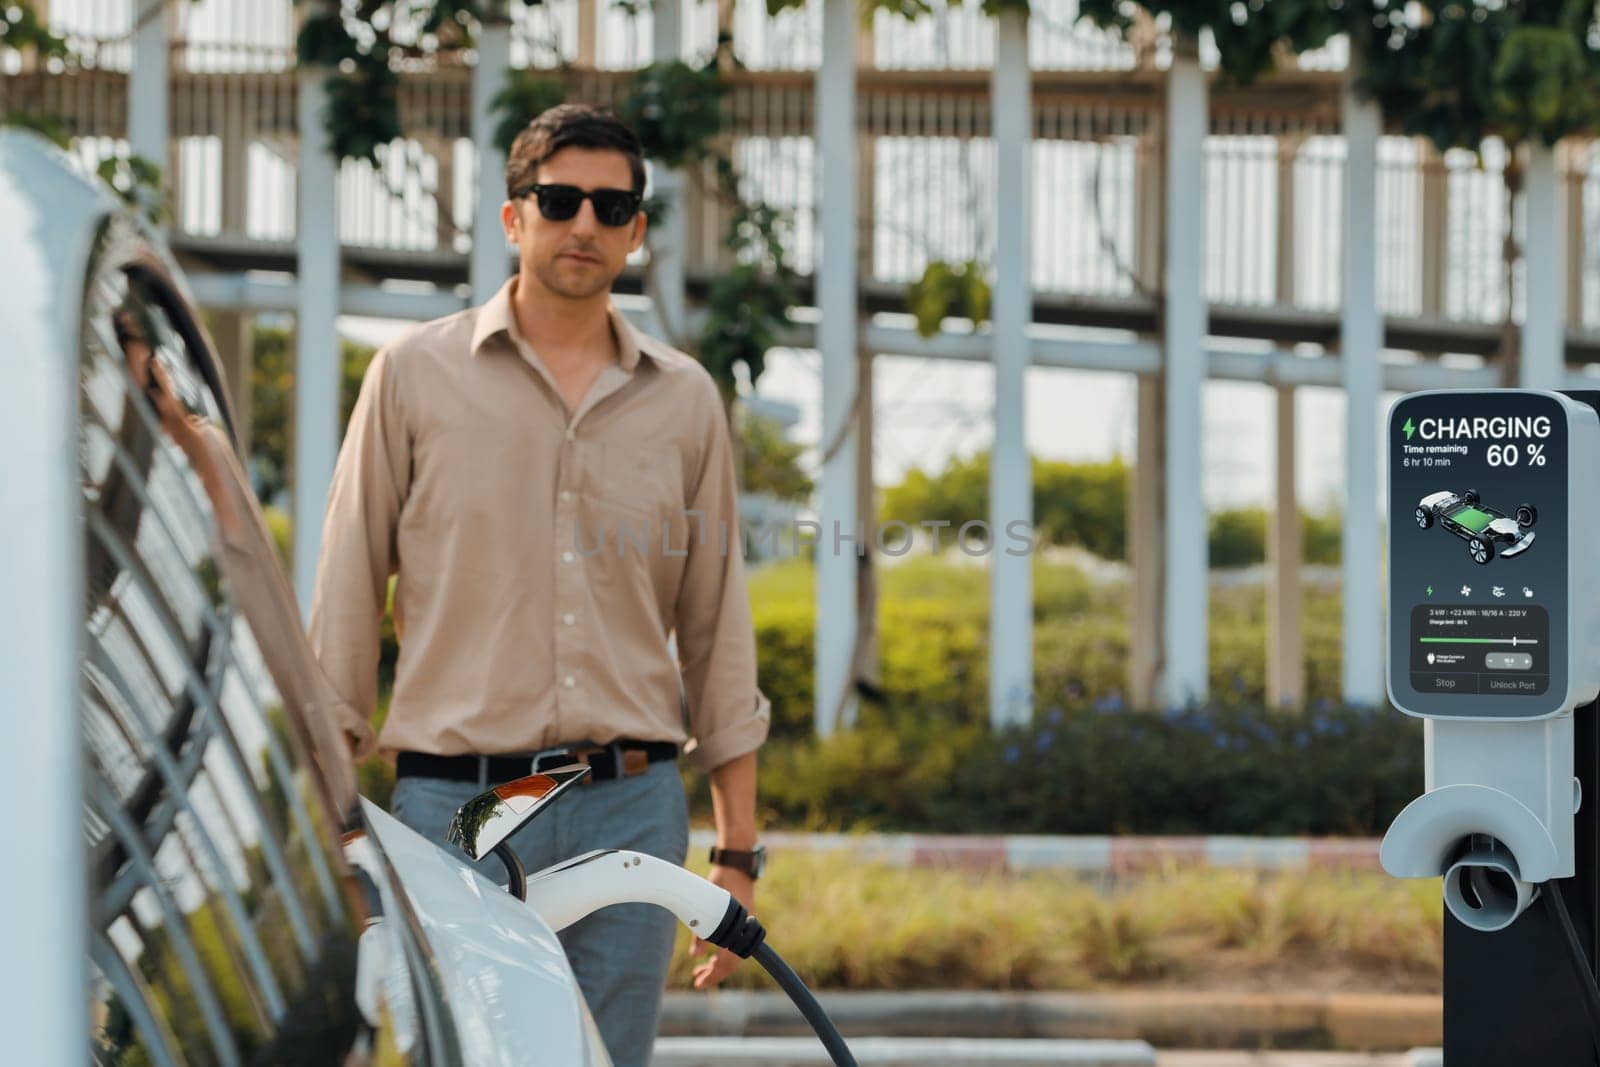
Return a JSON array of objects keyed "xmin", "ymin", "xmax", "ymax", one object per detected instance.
[
  {"xmin": 651, "ymin": 1039, "xmax": 1437, "ymax": 1066},
  {"xmin": 1160, "ymin": 1054, "xmax": 1417, "ymax": 1066}
]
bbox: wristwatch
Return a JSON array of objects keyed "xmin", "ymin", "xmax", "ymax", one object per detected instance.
[{"xmin": 708, "ymin": 844, "xmax": 767, "ymax": 880}]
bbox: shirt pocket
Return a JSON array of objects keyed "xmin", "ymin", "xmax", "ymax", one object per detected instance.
[
  {"xmin": 588, "ymin": 442, "xmax": 692, "ymax": 594},
  {"xmin": 597, "ymin": 442, "xmax": 682, "ymax": 521}
]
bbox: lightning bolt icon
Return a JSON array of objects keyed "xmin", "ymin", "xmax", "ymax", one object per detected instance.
[{"xmin": 1402, "ymin": 418, "xmax": 1415, "ymax": 441}]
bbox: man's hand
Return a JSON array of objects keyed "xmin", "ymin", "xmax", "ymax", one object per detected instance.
[{"xmin": 691, "ymin": 864, "xmax": 755, "ymax": 990}]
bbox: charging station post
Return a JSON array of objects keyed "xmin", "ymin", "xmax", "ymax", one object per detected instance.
[{"xmin": 1381, "ymin": 389, "xmax": 1600, "ymax": 1065}]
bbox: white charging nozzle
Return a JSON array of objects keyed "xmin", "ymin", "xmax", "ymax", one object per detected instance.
[{"xmin": 522, "ymin": 850, "xmax": 767, "ymax": 956}]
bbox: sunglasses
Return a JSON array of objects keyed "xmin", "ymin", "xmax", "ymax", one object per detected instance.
[{"xmin": 515, "ymin": 183, "xmax": 642, "ymax": 227}]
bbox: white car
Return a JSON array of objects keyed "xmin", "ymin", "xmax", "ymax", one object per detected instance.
[{"xmin": 2, "ymin": 130, "xmax": 611, "ymax": 1067}]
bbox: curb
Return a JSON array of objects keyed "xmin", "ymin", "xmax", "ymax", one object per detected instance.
[
  {"xmin": 652, "ymin": 1037, "xmax": 1158, "ymax": 1066},
  {"xmin": 689, "ymin": 831, "xmax": 1383, "ymax": 874},
  {"xmin": 659, "ymin": 991, "xmax": 1441, "ymax": 1052}
]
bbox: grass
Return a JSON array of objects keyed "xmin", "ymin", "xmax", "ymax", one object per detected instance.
[{"xmin": 666, "ymin": 853, "xmax": 1443, "ymax": 993}]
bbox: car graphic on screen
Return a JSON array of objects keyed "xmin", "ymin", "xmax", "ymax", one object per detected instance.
[{"xmin": 1414, "ymin": 488, "xmax": 1538, "ymax": 565}]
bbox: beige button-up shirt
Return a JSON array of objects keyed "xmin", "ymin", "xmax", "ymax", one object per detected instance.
[{"xmin": 308, "ymin": 279, "xmax": 770, "ymax": 773}]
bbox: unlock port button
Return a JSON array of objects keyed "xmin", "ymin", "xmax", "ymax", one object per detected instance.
[{"xmin": 1485, "ymin": 652, "xmax": 1534, "ymax": 670}]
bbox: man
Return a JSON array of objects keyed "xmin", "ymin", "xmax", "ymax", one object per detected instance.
[{"xmin": 309, "ymin": 103, "xmax": 770, "ymax": 1067}]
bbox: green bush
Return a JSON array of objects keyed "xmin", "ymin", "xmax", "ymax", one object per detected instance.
[
  {"xmin": 727, "ymin": 557, "xmax": 1387, "ymax": 835},
  {"xmin": 1304, "ymin": 510, "xmax": 1341, "ymax": 564},
  {"xmin": 747, "ymin": 700, "xmax": 1420, "ymax": 837},
  {"xmin": 1208, "ymin": 507, "xmax": 1266, "ymax": 569},
  {"xmin": 880, "ymin": 452, "xmax": 1127, "ymax": 561},
  {"xmin": 750, "ymin": 557, "xmax": 1346, "ymax": 740},
  {"xmin": 878, "ymin": 450, "xmax": 1342, "ymax": 567}
]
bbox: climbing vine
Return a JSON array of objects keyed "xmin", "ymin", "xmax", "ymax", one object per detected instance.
[
  {"xmin": 907, "ymin": 259, "xmax": 991, "ymax": 338},
  {"xmin": 294, "ymin": 0, "xmax": 505, "ymax": 164},
  {"xmin": 1075, "ymin": 1, "xmax": 1600, "ymax": 147},
  {"xmin": 297, "ymin": 2, "xmax": 798, "ymax": 402},
  {"xmin": 1351, "ymin": 0, "xmax": 1600, "ymax": 151},
  {"xmin": 1079, "ymin": 0, "xmax": 1345, "ymax": 83}
]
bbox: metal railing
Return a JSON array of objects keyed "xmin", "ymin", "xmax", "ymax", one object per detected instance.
[{"xmin": 12, "ymin": 0, "xmax": 1597, "ymax": 347}]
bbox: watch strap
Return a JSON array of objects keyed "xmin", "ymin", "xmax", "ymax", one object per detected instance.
[{"xmin": 708, "ymin": 845, "xmax": 764, "ymax": 878}]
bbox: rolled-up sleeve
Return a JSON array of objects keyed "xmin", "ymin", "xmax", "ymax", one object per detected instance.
[
  {"xmin": 308, "ymin": 347, "xmax": 410, "ymax": 732},
  {"xmin": 674, "ymin": 386, "xmax": 771, "ymax": 773}
]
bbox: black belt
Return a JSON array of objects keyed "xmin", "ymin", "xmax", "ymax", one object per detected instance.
[{"xmin": 396, "ymin": 740, "xmax": 678, "ymax": 786}]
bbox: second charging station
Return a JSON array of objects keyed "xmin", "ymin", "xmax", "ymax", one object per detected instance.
[{"xmin": 1382, "ymin": 389, "xmax": 1600, "ymax": 1064}]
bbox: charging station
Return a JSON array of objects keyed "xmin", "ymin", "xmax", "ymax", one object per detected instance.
[{"xmin": 1382, "ymin": 389, "xmax": 1600, "ymax": 1064}]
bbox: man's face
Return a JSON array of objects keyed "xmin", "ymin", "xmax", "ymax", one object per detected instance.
[{"xmin": 502, "ymin": 146, "xmax": 647, "ymax": 301}]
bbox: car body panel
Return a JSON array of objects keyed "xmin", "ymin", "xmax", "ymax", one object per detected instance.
[
  {"xmin": 0, "ymin": 129, "xmax": 100, "ymax": 1067},
  {"xmin": 361, "ymin": 800, "xmax": 611, "ymax": 1067}
]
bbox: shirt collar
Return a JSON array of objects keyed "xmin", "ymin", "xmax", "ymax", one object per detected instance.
[{"xmin": 471, "ymin": 277, "xmax": 649, "ymax": 373}]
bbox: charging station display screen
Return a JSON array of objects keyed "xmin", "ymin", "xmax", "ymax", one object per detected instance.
[{"xmin": 1388, "ymin": 392, "xmax": 1569, "ymax": 719}]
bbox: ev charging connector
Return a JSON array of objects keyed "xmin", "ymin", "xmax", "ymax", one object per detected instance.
[
  {"xmin": 1382, "ymin": 390, "xmax": 1600, "ymax": 931},
  {"xmin": 446, "ymin": 767, "xmax": 859, "ymax": 1067}
]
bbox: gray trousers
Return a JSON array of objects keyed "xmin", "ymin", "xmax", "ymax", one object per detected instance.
[{"xmin": 389, "ymin": 758, "xmax": 689, "ymax": 1067}]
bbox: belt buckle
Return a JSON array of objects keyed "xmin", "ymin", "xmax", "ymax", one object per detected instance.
[{"xmin": 529, "ymin": 745, "xmax": 574, "ymax": 775}]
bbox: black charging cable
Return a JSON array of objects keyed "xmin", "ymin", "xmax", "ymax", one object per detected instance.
[
  {"xmin": 1543, "ymin": 881, "xmax": 1600, "ymax": 1065},
  {"xmin": 706, "ymin": 900, "xmax": 859, "ymax": 1067}
]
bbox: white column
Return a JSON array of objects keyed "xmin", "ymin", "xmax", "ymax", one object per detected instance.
[
  {"xmin": 128, "ymin": 0, "xmax": 169, "ymax": 168},
  {"xmin": 578, "ymin": 0, "xmax": 599, "ymax": 66},
  {"xmin": 1128, "ymin": 133, "xmax": 1163, "ymax": 710},
  {"xmin": 471, "ymin": 7, "xmax": 513, "ymax": 305},
  {"xmin": 1567, "ymin": 145, "xmax": 1586, "ymax": 332},
  {"xmin": 1268, "ymin": 385, "xmax": 1302, "ymax": 708},
  {"xmin": 1129, "ymin": 376, "xmax": 1165, "ymax": 708},
  {"xmin": 216, "ymin": 95, "xmax": 252, "ymax": 452},
  {"xmin": 649, "ymin": 0, "xmax": 688, "ymax": 343},
  {"xmin": 1160, "ymin": 44, "xmax": 1208, "ymax": 707},
  {"xmin": 293, "ymin": 72, "xmax": 341, "ymax": 618},
  {"xmin": 1419, "ymin": 143, "xmax": 1447, "ymax": 320},
  {"xmin": 814, "ymin": 0, "xmax": 859, "ymax": 736},
  {"xmin": 1340, "ymin": 80, "xmax": 1383, "ymax": 704},
  {"xmin": 1269, "ymin": 140, "xmax": 1301, "ymax": 709},
  {"xmin": 1520, "ymin": 142, "xmax": 1565, "ymax": 390},
  {"xmin": 989, "ymin": 9, "xmax": 1032, "ymax": 729}
]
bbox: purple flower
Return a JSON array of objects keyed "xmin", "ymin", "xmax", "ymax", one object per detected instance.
[{"xmin": 1093, "ymin": 690, "xmax": 1126, "ymax": 715}]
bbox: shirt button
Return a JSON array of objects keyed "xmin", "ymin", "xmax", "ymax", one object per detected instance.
[
  {"xmin": 561, "ymin": 550, "xmax": 574, "ymax": 563},
  {"xmin": 563, "ymin": 675, "xmax": 576, "ymax": 688},
  {"xmin": 562, "ymin": 613, "xmax": 576, "ymax": 626},
  {"xmin": 560, "ymin": 490, "xmax": 572, "ymax": 503},
  {"xmin": 565, "ymin": 429, "xmax": 575, "ymax": 442}
]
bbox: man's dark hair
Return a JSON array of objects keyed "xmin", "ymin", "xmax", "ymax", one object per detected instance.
[{"xmin": 505, "ymin": 103, "xmax": 647, "ymax": 200}]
